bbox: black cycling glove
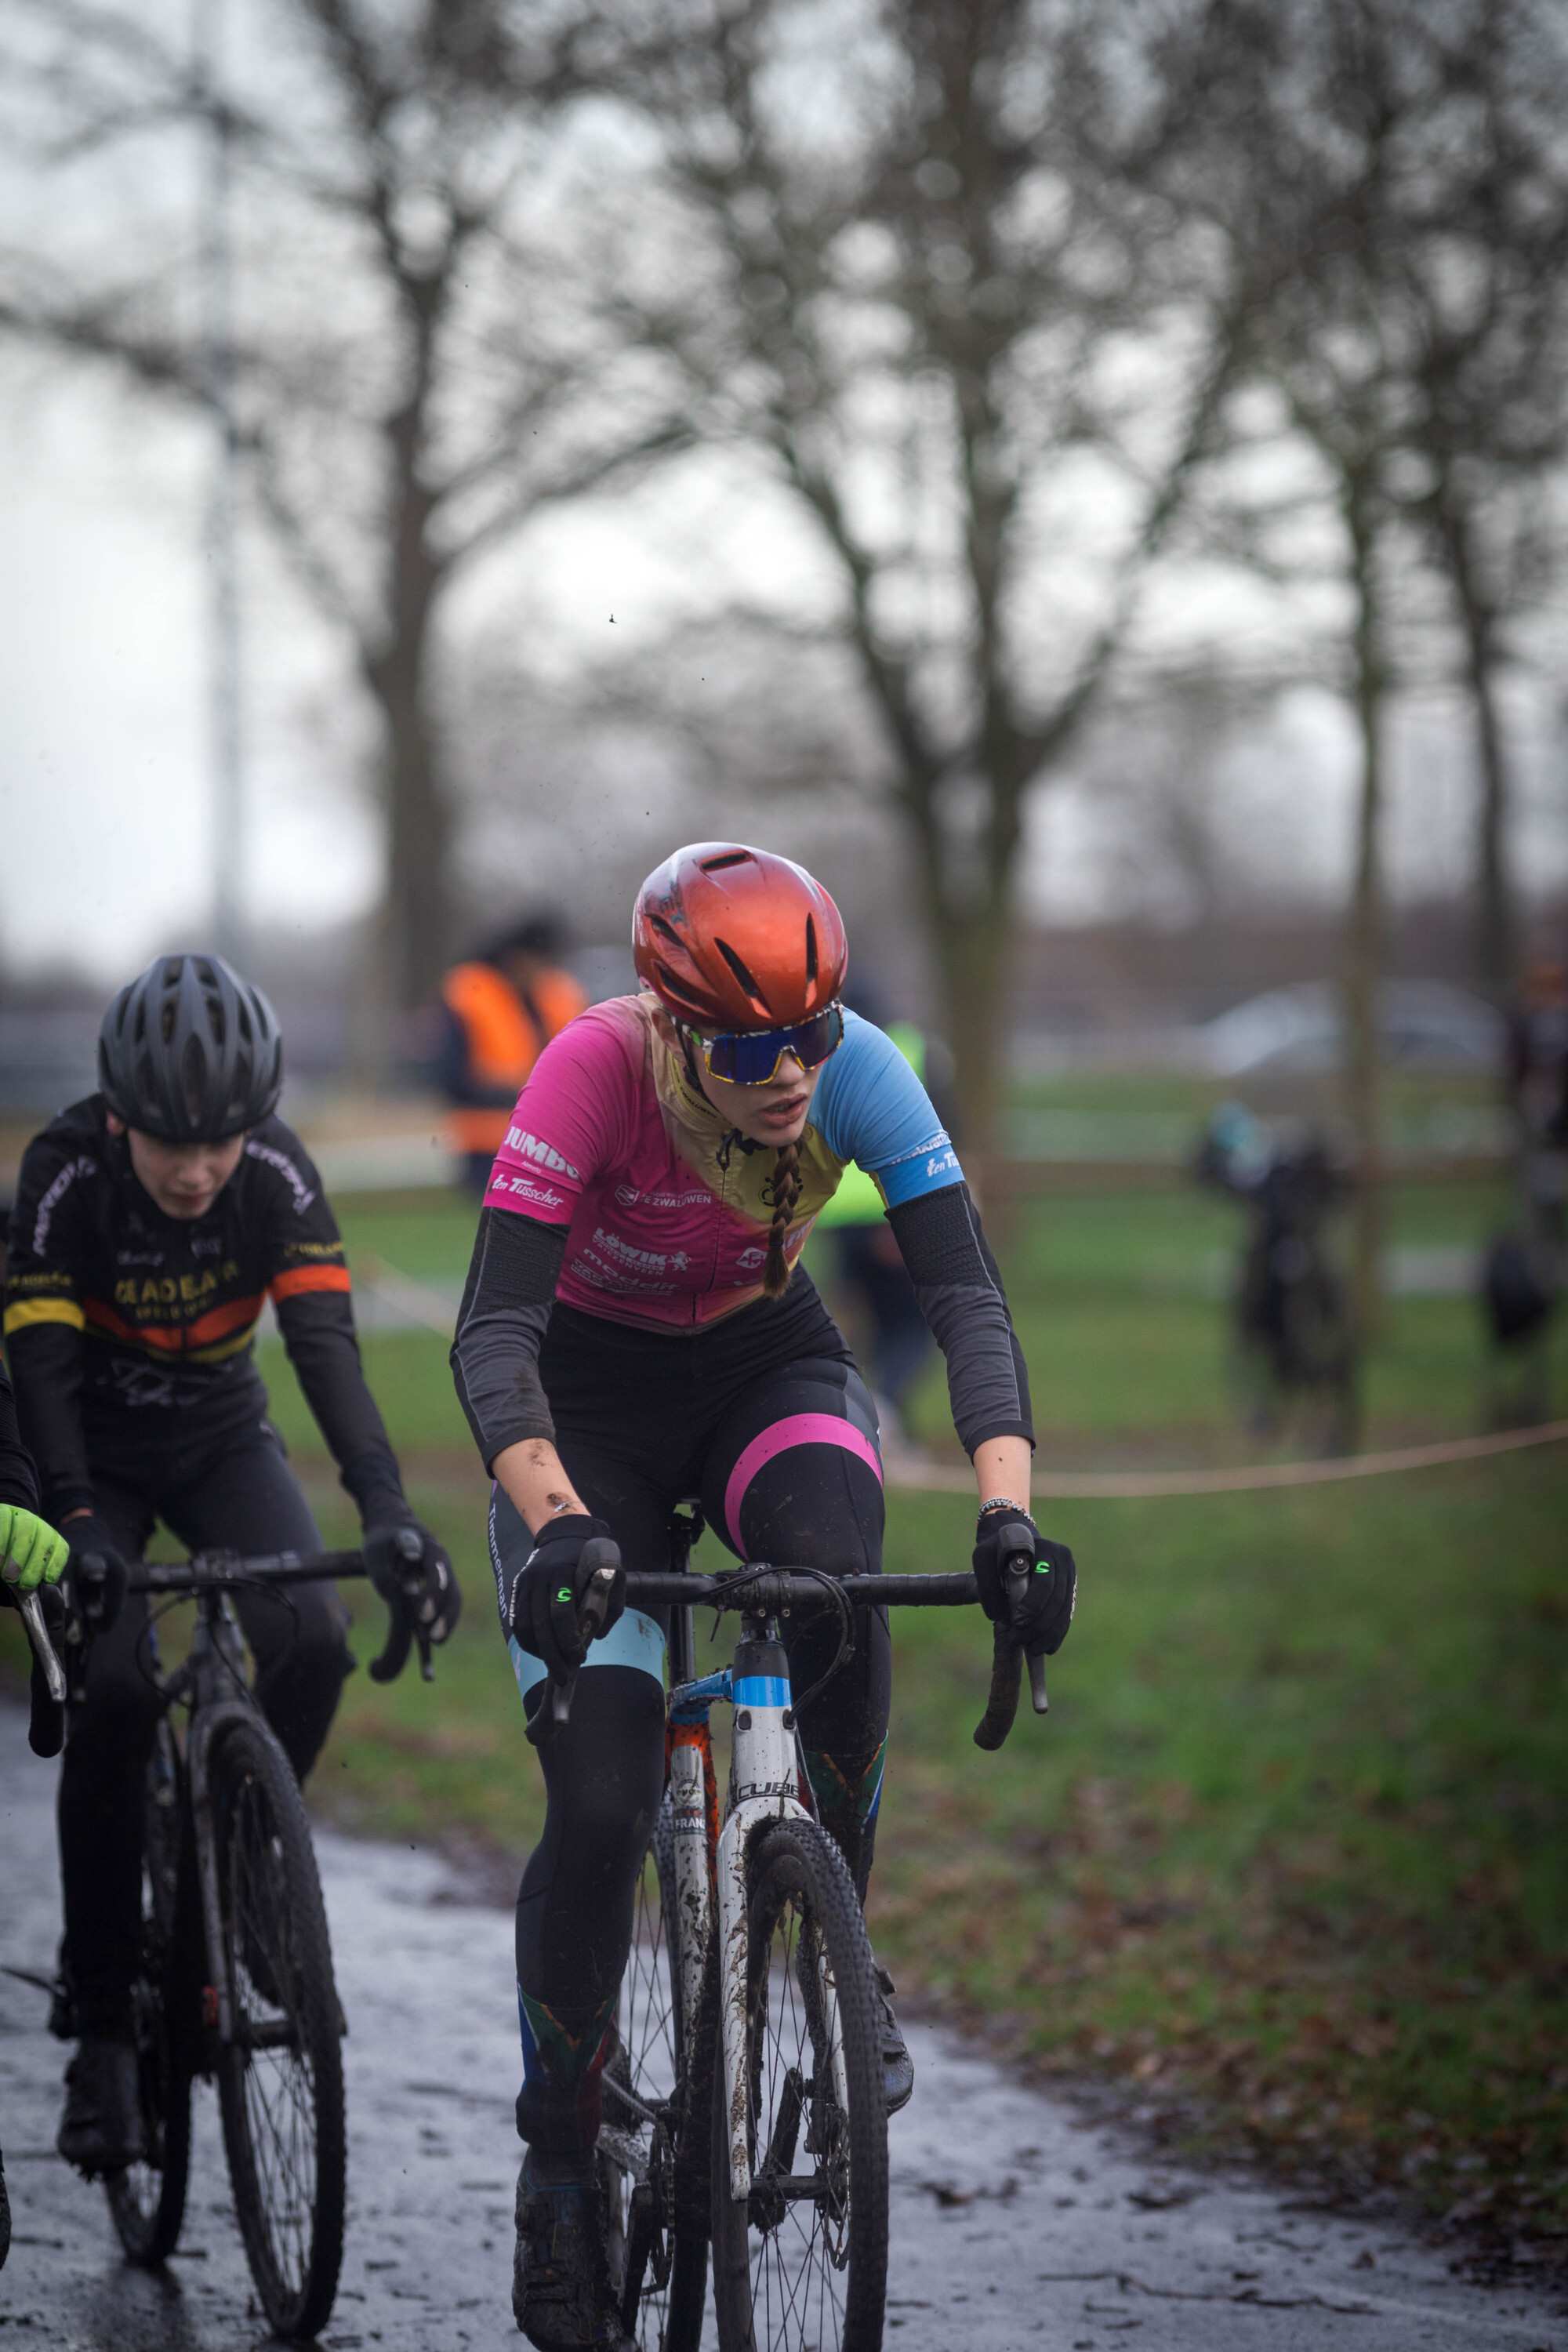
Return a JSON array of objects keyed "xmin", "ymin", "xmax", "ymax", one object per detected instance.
[
  {"xmin": 63, "ymin": 1514, "xmax": 129, "ymax": 1635},
  {"xmin": 363, "ymin": 1510, "xmax": 463, "ymax": 1644},
  {"xmin": 508, "ymin": 1514, "xmax": 626, "ymax": 1685},
  {"xmin": 972, "ymin": 1510, "xmax": 1076, "ymax": 1657}
]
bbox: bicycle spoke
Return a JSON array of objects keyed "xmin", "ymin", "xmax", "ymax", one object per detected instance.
[
  {"xmin": 747, "ymin": 1912, "xmax": 852, "ymax": 2347},
  {"xmin": 223, "ymin": 1768, "xmax": 321, "ymax": 2305}
]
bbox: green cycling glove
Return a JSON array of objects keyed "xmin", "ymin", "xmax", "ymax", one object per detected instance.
[{"xmin": 0, "ymin": 1504, "xmax": 71, "ymax": 1594}]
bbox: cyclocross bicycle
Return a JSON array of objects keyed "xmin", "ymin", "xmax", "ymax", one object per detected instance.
[
  {"xmin": 14, "ymin": 1535, "xmax": 436, "ymax": 2342},
  {"xmin": 559, "ymin": 1506, "xmax": 1050, "ymax": 2352}
]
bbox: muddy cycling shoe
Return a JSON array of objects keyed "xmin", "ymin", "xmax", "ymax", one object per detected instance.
[
  {"xmin": 57, "ymin": 2035, "xmax": 145, "ymax": 2175},
  {"xmin": 875, "ymin": 1962, "xmax": 914, "ymax": 2114},
  {"xmin": 512, "ymin": 2155, "xmax": 634, "ymax": 2350}
]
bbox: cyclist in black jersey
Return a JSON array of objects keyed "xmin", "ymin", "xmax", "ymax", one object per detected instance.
[{"xmin": 3, "ymin": 953, "xmax": 459, "ymax": 2175}]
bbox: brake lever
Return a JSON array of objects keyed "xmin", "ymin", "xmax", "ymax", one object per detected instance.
[
  {"xmin": 369, "ymin": 1526, "xmax": 437, "ymax": 1686},
  {"xmin": 368, "ymin": 1604, "xmax": 412, "ymax": 1685},
  {"xmin": 17, "ymin": 1586, "xmax": 68, "ymax": 1759},
  {"xmin": 1005, "ymin": 1556, "xmax": 1050, "ymax": 1719},
  {"xmin": 972, "ymin": 1532, "xmax": 1047, "ymax": 1750},
  {"xmin": 17, "ymin": 1588, "xmax": 65, "ymax": 1706},
  {"xmin": 527, "ymin": 1546, "xmax": 619, "ymax": 1750}
]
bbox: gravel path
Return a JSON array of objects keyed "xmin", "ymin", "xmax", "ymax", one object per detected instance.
[{"xmin": 2, "ymin": 1702, "xmax": 1562, "ymax": 2351}]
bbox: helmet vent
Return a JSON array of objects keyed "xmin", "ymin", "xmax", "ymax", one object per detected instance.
[
  {"xmin": 804, "ymin": 915, "xmax": 818, "ymax": 987},
  {"xmin": 714, "ymin": 938, "xmax": 771, "ymax": 1018},
  {"xmin": 699, "ymin": 851, "xmax": 753, "ymax": 874},
  {"xmin": 180, "ymin": 1033, "xmax": 207, "ymax": 1127},
  {"xmin": 652, "ymin": 960, "xmax": 710, "ymax": 1016},
  {"xmin": 650, "ymin": 916, "xmax": 684, "ymax": 949}
]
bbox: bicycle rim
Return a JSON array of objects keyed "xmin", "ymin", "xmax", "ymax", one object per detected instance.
[
  {"xmin": 711, "ymin": 1818, "xmax": 887, "ymax": 2352},
  {"xmin": 211, "ymin": 1719, "xmax": 345, "ymax": 2339},
  {"xmin": 602, "ymin": 1796, "xmax": 709, "ymax": 2350},
  {"xmin": 106, "ymin": 1723, "xmax": 191, "ymax": 2266}
]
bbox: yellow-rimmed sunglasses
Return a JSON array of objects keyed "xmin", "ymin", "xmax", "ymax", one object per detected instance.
[{"xmin": 687, "ymin": 1002, "xmax": 845, "ymax": 1087}]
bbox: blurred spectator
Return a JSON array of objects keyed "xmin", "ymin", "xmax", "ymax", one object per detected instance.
[
  {"xmin": 1196, "ymin": 1103, "xmax": 1357, "ymax": 1454},
  {"xmin": 1481, "ymin": 957, "xmax": 1567, "ymax": 1420},
  {"xmin": 437, "ymin": 918, "xmax": 588, "ymax": 1192},
  {"xmin": 1504, "ymin": 956, "xmax": 1568, "ymax": 1224}
]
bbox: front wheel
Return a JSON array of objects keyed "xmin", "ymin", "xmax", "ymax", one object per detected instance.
[
  {"xmin": 106, "ymin": 1719, "xmax": 192, "ymax": 2267},
  {"xmin": 209, "ymin": 1717, "xmax": 345, "ymax": 2340},
  {"xmin": 710, "ymin": 1818, "xmax": 888, "ymax": 2352},
  {"xmin": 602, "ymin": 1793, "xmax": 710, "ymax": 2350}
]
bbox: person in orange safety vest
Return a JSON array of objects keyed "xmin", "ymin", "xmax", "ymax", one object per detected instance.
[{"xmin": 437, "ymin": 918, "xmax": 589, "ymax": 1191}]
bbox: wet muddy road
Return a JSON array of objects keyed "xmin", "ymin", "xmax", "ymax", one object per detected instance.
[{"xmin": 2, "ymin": 1704, "xmax": 1561, "ymax": 2351}]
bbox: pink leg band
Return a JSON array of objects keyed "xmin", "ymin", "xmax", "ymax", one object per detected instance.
[{"xmin": 724, "ymin": 1413, "xmax": 884, "ymax": 1554}]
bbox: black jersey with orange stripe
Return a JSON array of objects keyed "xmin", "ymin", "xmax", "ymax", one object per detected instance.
[{"xmin": 4, "ymin": 1097, "xmax": 405, "ymax": 1524}]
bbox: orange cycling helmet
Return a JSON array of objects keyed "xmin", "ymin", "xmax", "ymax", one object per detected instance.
[{"xmin": 633, "ymin": 843, "xmax": 848, "ymax": 1031}]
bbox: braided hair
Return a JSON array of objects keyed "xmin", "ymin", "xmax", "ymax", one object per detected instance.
[
  {"xmin": 677, "ymin": 1022, "xmax": 803, "ymax": 1298},
  {"xmin": 764, "ymin": 1141, "xmax": 802, "ymax": 1298}
]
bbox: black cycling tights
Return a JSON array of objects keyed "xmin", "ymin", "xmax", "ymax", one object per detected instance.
[
  {"xmin": 59, "ymin": 1423, "xmax": 351, "ymax": 2037},
  {"xmin": 492, "ymin": 1321, "xmax": 891, "ymax": 2161}
]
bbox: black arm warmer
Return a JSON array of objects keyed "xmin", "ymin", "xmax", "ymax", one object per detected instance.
[
  {"xmin": 0, "ymin": 1363, "xmax": 41, "ymax": 1512},
  {"xmin": 450, "ymin": 1208, "xmax": 567, "ymax": 1468},
  {"xmin": 274, "ymin": 1291, "xmax": 407, "ymax": 1521},
  {"xmin": 6, "ymin": 1323, "xmax": 90, "ymax": 1520},
  {"xmin": 885, "ymin": 1183, "xmax": 1033, "ymax": 1455}
]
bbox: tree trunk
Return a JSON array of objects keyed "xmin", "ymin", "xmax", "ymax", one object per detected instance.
[
  {"xmin": 362, "ymin": 381, "xmax": 452, "ymax": 1042},
  {"xmin": 902, "ymin": 756, "xmax": 1023, "ymax": 1203},
  {"xmin": 380, "ymin": 657, "xmax": 452, "ymax": 1011},
  {"xmin": 931, "ymin": 887, "xmax": 1009, "ymax": 1175},
  {"xmin": 1342, "ymin": 477, "xmax": 1385, "ymax": 1362},
  {"xmin": 1435, "ymin": 488, "xmax": 1514, "ymax": 998}
]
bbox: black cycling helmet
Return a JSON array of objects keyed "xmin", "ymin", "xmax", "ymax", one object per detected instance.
[{"xmin": 98, "ymin": 953, "xmax": 284, "ymax": 1142}]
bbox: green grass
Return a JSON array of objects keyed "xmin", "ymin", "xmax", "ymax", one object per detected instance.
[
  {"xmin": 869, "ymin": 1465, "xmax": 1568, "ymax": 2230},
  {"xmin": 4, "ymin": 1150, "xmax": 1563, "ymax": 2241}
]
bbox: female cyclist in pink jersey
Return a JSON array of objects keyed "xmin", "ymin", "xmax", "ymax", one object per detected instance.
[{"xmin": 452, "ymin": 843, "xmax": 1075, "ymax": 2350}]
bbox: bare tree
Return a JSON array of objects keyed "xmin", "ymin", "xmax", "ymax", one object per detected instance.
[
  {"xmin": 588, "ymin": 0, "xmax": 1253, "ymax": 1163},
  {"xmin": 1137, "ymin": 0, "xmax": 1568, "ymax": 1343},
  {"xmin": 1394, "ymin": 0, "xmax": 1568, "ymax": 996},
  {"xmin": 0, "ymin": 0, "xmax": 688, "ymax": 1020}
]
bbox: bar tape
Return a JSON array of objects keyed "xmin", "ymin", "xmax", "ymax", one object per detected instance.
[{"xmin": 885, "ymin": 1417, "xmax": 1568, "ymax": 1501}]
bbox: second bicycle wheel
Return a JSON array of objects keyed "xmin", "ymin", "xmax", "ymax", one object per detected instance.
[
  {"xmin": 710, "ymin": 1817, "xmax": 887, "ymax": 2352},
  {"xmin": 602, "ymin": 1793, "xmax": 710, "ymax": 2350},
  {"xmin": 209, "ymin": 1716, "xmax": 345, "ymax": 2341},
  {"xmin": 106, "ymin": 1719, "xmax": 192, "ymax": 2266}
]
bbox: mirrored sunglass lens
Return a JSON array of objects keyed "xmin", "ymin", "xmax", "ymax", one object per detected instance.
[
  {"xmin": 706, "ymin": 1031, "xmax": 776, "ymax": 1083},
  {"xmin": 793, "ymin": 1007, "xmax": 843, "ymax": 1068},
  {"xmin": 706, "ymin": 1007, "xmax": 842, "ymax": 1083}
]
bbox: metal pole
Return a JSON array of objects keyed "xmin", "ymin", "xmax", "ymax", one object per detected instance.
[{"xmin": 196, "ymin": 0, "xmax": 244, "ymax": 964}]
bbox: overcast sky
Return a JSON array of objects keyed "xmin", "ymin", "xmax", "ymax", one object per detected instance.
[{"xmin": 3, "ymin": 231, "xmax": 1566, "ymax": 989}]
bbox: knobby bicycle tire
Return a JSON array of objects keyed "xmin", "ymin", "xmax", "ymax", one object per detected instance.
[
  {"xmin": 209, "ymin": 1716, "xmax": 346, "ymax": 2340},
  {"xmin": 602, "ymin": 1792, "xmax": 709, "ymax": 2350},
  {"xmin": 710, "ymin": 1817, "xmax": 888, "ymax": 2352},
  {"xmin": 106, "ymin": 1719, "xmax": 193, "ymax": 2267}
]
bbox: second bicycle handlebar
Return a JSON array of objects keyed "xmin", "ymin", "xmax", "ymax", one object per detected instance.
[{"xmin": 9, "ymin": 1546, "xmax": 438, "ymax": 1759}]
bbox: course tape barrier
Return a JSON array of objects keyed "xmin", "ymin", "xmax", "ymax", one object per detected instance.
[
  {"xmin": 347, "ymin": 1253, "xmax": 1566, "ymax": 1501},
  {"xmin": 887, "ymin": 1419, "xmax": 1568, "ymax": 1501}
]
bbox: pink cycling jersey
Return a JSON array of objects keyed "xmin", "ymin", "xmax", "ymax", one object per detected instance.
[{"xmin": 481, "ymin": 994, "xmax": 961, "ymax": 1334}]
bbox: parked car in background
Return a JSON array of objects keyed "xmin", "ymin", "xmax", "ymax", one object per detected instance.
[{"xmin": 1200, "ymin": 979, "xmax": 1504, "ymax": 1078}]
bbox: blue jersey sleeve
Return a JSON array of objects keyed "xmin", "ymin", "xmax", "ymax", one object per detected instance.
[{"xmin": 811, "ymin": 1012, "xmax": 964, "ymax": 1207}]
